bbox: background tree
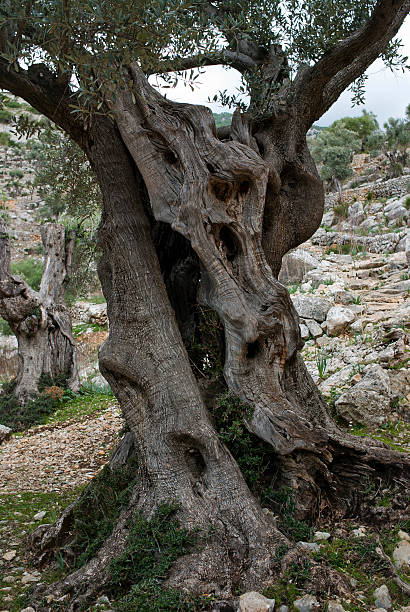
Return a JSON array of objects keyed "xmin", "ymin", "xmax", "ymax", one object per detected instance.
[
  {"xmin": 0, "ymin": 0, "xmax": 409, "ymax": 607},
  {"xmin": 310, "ymin": 123, "xmax": 361, "ymax": 194},
  {"xmin": 332, "ymin": 109, "xmax": 379, "ymax": 151},
  {"xmin": 0, "ymin": 221, "xmax": 79, "ymax": 403},
  {"xmin": 383, "ymin": 116, "xmax": 410, "ymax": 177}
]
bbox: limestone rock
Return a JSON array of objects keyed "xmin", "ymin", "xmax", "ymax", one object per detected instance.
[
  {"xmin": 294, "ymin": 595, "xmax": 320, "ymax": 611},
  {"xmin": 0, "ymin": 424, "xmax": 12, "ymax": 444},
  {"xmin": 374, "ymin": 585, "xmax": 392, "ymax": 610},
  {"xmin": 279, "ymin": 249, "xmax": 321, "ymax": 285},
  {"xmin": 314, "ymin": 531, "xmax": 331, "ymax": 541},
  {"xmin": 33, "ymin": 510, "xmax": 46, "ymax": 521},
  {"xmin": 305, "ymin": 319, "xmax": 323, "ymax": 338},
  {"xmin": 348, "ymin": 201, "xmax": 365, "ymax": 226},
  {"xmin": 298, "ymin": 541, "xmax": 320, "ymax": 552},
  {"xmin": 239, "ymin": 592, "xmax": 275, "ymax": 612},
  {"xmin": 71, "ymin": 301, "xmax": 107, "ymax": 326},
  {"xmin": 2, "ymin": 550, "xmax": 16, "ymax": 561},
  {"xmin": 335, "ymin": 365, "xmax": 391, "ymax": 426},
  {"xmin": 327, "ymin": 603, "xmax": 346, "ymax": 612},
  {"xmin": 291, "ymin": 296, "xmax": 333, "ymax": 322},
  {"xmin": 324, "ymin": 306, "xmax": 356, "ymax": 336},
  {"xmin": 299, "ymin": 323, "xmax": 310, "ymax": 340},
  {"xmin": 393, "ymin": 539, "xmax": 410, "ymax": 569}
]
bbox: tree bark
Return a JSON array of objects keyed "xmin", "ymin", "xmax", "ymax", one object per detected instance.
[
  {"xmin": 0, "ymin": 222, "xmax": 79, "ymax": 403},
  {"xmin": 110, "ymin": 70, "xmax": 409, "ymax": 518},
  {"xmin": 30, "ymin": 118, "xmax": 291, "ymax": 608}
]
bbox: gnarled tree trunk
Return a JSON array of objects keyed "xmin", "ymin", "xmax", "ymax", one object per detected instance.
[
  {"xmin": 111, "ymin": 70, "xmax": 409, "ymax": 516},
  {"xmin": 30, "ymin": 97, "xmax": 409, "ymax": 609},
  {"xmin": 0, "ymin": 222, "xmax": 79, "ymax": 403}
]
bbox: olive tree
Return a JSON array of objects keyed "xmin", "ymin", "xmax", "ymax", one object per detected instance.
[
  {"xmin": 0, "ymin": 221, "xmax": 79, "ymax": 402},
  {"xmin": 1, "ymin": 0, "xmax": 409, "ymax": 606}
]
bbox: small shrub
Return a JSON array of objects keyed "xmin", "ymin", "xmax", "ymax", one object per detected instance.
[
  {"xmin": 316, "ymin": 349, "xmax": 328, "ymax": 379},
  {"xmin": 70, "ymin": 459, "xmax": 138, "ymax": 567},
  {"xmin": 109, "ymin": 504, "xmax": 201, "ymax": 610},
  {"xmin": 404, "ymin": 196, "xmax": 410, "ymax": 211},
  {"xmin": 0, "ymin": 316, "xmax": 13, "ymax": 335},
  {"xmin": 3, "ymin": 97, "xmax": 22, "ymax": 109},
  {"xmin": 0, "ymin": 381, "xmax": 59, "ymax": 431},
  {"xmin": 333, "ymin": 200, "xmax": 349, "ymax": 219},
  {"xmin": 9, "ymin": 169, "xmax": 24, "ymax": 179},
  {"xmin": 11, "ymin": 258, "xmax": 43, "ymax": 291},
  {"xmin": 0, "ymin": 109, "xmax": 13, "ymax": 123}
]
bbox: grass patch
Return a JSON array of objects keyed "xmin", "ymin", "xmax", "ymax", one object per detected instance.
[
  {"xmin": 0, "ymin": 316, "xmax": 13, "ymax": 335},
  {"xmin": 348, "ymin": 420, "xmax": 409, "ymax": 453},
  {"xmin": 44, "ymin": 388, "xmax": 115, "ymax": 425},
  {"xmin": 73, "ymin": 322, "xmax": 108, "ymax": 336},
  {"xmin": 0, "ymin": 374, "xmax": 116, "ymax": 432}
]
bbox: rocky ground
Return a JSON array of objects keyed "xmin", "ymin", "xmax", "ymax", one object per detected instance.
[{"xmin": 0, "ymin": 142, "xmax": 409, "ymax": 610}]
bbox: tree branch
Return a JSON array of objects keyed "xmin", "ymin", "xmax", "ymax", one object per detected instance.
[
  {"xmin": 150, "ymin": 48, "xmax": 258, "ymax": 75},
  {"xmin": 293, "ymin": 0, "xmax": 410, "ymax": 128},
  {"xmin": 0, "ymin": 59, "xmax": 85, "ymax": 145}
]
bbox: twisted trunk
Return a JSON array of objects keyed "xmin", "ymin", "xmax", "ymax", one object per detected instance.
[
  {"xmin": 0, "ymin": 222, "xmax": 79, "ymax": 402},
  {"xmin": 111, "ymin": 71, "xmax": 409, "ymax": 516},
  {"xmin": 29, "ymin": 84, "xmax": 409, "ymax": 610}
]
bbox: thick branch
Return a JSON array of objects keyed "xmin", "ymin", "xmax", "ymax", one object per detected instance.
[
  {"xmin": 150, "ymin": 49, "xmax": 257, "ymax": 75},
  {"xmin": 0, "ymin": 59, "xmax": 84, "ymax": 145},
  {"xmin": 293, "ymin": 0, "xmax": 410, "ymax": 128}
]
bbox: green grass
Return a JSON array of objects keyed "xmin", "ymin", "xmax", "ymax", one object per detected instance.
[
  {"xmin": 348, "ymin": 420, "xmax": 409, "ymax": 453},
  {"xmin": 11, "ymin": 258, "xmax": 44, "ymax": 291},
  {"xmin": 0, "ymin": 316, "xmax": 13, "ymax": 335},
  {"xmin": 44, "ymin": 389, "xmax": 115, "ymax": 425}
]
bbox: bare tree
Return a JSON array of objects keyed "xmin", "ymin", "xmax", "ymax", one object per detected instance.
[
  {"xmin": 0, "ymin": 221, "xmax": 79, "ymax": 403},
  {"xmin": 0, "ymin": 0, "xmax": 409, "ymax": 606}
]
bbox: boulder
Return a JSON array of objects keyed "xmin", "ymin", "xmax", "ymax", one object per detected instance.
[
  {"xmin": 305, "ymin": 319, "xmax": 323, "ymax": 338},
  {"xmin": 324, "ymin": 306, "xmax": 356, "ymax": 336},
  {"xmin": 0, "ymin": 424, "xmax": 12, "ymax": 444},
  {"xmin": 393, "ymin": 539, "xmax": 410, "ymax": 569},
  {"xmin": 327, "ymin": 604, "xmax": 346, "ymax": 612},
  {"xmin": 374, "ymin": 585, "xmax": 392, "ymax": 610},
  {"xmin": 299, "ymin": 323, "xmax": 310, "ymax": 340},
  {"xmin": 239, "ymin": 592, "xmax": 275, "ymax": 612},
  {"xmin": 71, "ymin": 301, "xmax": 107, "ymax": 326},
  {"xmin": 348, "ymin": 201, "xmax": 365, "ymax": 226},
  {"xmin": 335, "ymin": 365, "xmax": 391, "ymax": 426},
  {"xmin": 279, "ymin": 249, "xmax": 320, "ymax": 285},
  {"xmin": 291, "ymin": 296, "xmax": 333, "ymax": 322},
  {"xmin": 293, "ymin": 595, "xmax": 320, "ymax": 611}
]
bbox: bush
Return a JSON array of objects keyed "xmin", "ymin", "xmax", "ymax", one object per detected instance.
[
  {"xmin": 0, "ymin": 317, "xmax": 13, "ymax": 335},
  {"xmin": 11, "ymin": 259, "xmax": 43, "ymax": 291},
  {"xmin": 0, "ymin": 109, "xmax": 13, "ymax": 123},
  {"xmin": 109, "ymin": 504, "xmax": 202, "ymax": 611},
  {"xmin": 4, "ymin": 98, "xmax": 22, "ymax": 109},
  {"xmin": 70, "ymin": 459, "xmax": 137, "ymax": 567},
  {"xmin": 0, "ymin": 380, "xmax": 60, "ymax": 431}
]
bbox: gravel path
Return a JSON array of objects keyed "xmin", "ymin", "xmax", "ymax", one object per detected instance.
[{"xmin": 0, "ymin": 404, "xmax": 123, "ymax": 493}]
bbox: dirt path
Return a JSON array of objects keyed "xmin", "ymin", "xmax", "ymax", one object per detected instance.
[{"xmin": 0, "ymin": 403, "xmax": 123, "ymax": 494}]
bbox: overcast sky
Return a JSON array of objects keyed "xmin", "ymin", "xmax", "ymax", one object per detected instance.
[{"xmin": 156, "ymin": 16, "xmax": 410, "ymax": 128}]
